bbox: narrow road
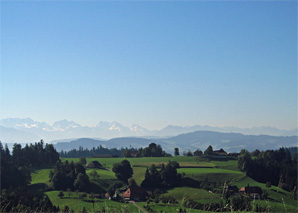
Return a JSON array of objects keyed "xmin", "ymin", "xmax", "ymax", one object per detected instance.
[{"xmin": 128, "ymin": 201, "xmax": 146, "ymax": 213}]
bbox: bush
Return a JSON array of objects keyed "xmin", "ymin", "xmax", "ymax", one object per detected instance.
[
  {"xmin": 200, "ymin": 182, "xmax": 214, "ymax": 191},
  {"xmin": 58, "ymin": 191, "xmax": 64, "ymax": 199},
  {"xmin": 266, "ymin": 182, "xmax": 271, "ymax": 188},
  {"xmin": 79, "ymin": 193, "xmax": 87, "ymax": 199}
]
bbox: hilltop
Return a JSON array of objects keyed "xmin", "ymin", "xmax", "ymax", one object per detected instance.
[{"xmin": 53, "ymin": 131, "xmax": 298, "ymax": 153}]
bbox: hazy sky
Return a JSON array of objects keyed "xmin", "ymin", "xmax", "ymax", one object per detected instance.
[{"xmin": 1, "ymin": 1, "xmax": 297, "ymax": 130}]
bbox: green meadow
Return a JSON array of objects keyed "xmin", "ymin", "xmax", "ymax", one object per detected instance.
[
  {"xmin": 45, "ymin": 191, "xmax": 139, "ymax": 212},
  {"xmin": 163, "ymin": 187, "xmax": 219, "ymax": 201},
  {"xmin": 31, "ymin": 169, "xmax": 53, "ymax": 185},
  {"xmin": 30, "ymin": 156, "xmax": 297, "ymax": 212}
]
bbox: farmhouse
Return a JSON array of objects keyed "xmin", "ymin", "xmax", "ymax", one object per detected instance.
[
  {"xmin": 85, "ymin": 161, "xmax": 103, "ymax": 169},
  {"xmin": 212, "ymin": 148, "xmax": 228, "ymax": 158},
  {"xmin": 122, "ymin": 187, "xmax": 148, "ymax": 201},
  {"xmin": 193, "ymin": 149, "xmax": 203, "ymax": 156},
  {"xmin": 240, "ymin": 186, "xmax": 262, "ymax": 199},
  {"xmin": 228, "ymin": 152, "xmax": 240, "ymax": 158}
]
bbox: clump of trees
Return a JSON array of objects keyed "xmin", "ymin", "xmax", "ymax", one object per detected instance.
[
  {"xmin": 1, "ymin": 140, "xmax": 60, "ymax": 190},
  {"xmin": 123, "ymin": 143, "xmax": 171, "ymax": 157},
  {"xmin": 60, "ymin": 145, "xmax": 122, "ymax": 158},
  {"xmin": 174, "ymin": 147, "xmax": 180, "ymax": 156},
  {"xmin": 204, "ymin": 145, "xmax": 213, "ymax": 156},
  {"xmin": 1, "ymin": 187, "xmax": 59, "ymax": 212},
  {"xmin": 49, "ymin": 160, "xmax": 90, "ymax": 191},
  {"xmin": 238, "ymin": 148, "xmax": 297, "ymax": 191},
  {"xmin": 0, "ymin": 141, "xmax": 59, "ymax": 212},
  {"xmin": 9, "ymin": 140, "xmax": 59, "ymax": 168},
  {"xmin": 141, "ymin": 161, "xmax": 181, "ymax": 189},
  {"xmin": 112, "ymin": 160, "xmax": 133, "ymax": 184},
  {"xmin": 107, "ymin": 181, "xmax": 124, "ymax": 197}
]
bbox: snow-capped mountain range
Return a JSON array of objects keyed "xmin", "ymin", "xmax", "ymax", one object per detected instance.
[{"xmin": 0, "ymin": 118, "xmax": 297, "ymax": 143}]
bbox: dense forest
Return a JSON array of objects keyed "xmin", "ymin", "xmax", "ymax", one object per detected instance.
[
  {"xmin": 238, "ymin": 147, "xmax": 297, "ymax": 192},
  {"xmin": 59, "ymin": 145, "xmax": 122, "ymax": 158},
  {"xmin": 0, "ymin": 141, "xmax": 59, "ymax": 212},
  {"xmin": 60, "ymin": 142, "xmax": 170, "ymax": 158},
  {"xmin": 141, "ymin": 161, "xmax": 181, "ymax": 189},
  {"xmin": 49, "ymin": 160, "xmax": 90, "ymax": 191}
]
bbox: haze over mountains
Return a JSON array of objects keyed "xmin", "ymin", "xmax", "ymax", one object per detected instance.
[
  {"xmin": 0, "ymin": 118, "xmax": 297, "ymax": 144},
  {"xmin": 54, "ymin": 132, "xmax": 298, "ymax": 154}
]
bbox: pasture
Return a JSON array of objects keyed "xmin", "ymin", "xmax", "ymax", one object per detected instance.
[
  {"xmin": 45, "ymin": 191, "xmax": 139, "ymax": 212},
  {"xmin": 31, "ymin": 169, "xmax": 53, "ymax": 185},
  {"xmin": 30, "ymin": 156, "xmax": 297, "ymax": 212},
  {"xmin": 163, "ymin": 187, "xmax": 219, "ymax": 201}
]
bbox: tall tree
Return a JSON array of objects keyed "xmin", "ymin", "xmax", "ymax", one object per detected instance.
[
  {"xmin": 79, "ymin": 157, "xmax": 87, "ymax": 165},
  {"xmin": 174, "ymin": 148, "xmax": 180, "ymax": 156},
  {"xmin": 112, "ymin": 160, "xmax": 133, "ymax": 184},
  {"xmin": 204, "ymin": 145, "xmax": 213, "ymax": 156}
]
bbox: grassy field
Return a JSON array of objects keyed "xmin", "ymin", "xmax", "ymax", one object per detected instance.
[
  {"xmin": 31, "ymin": 169, "xmax": 53, "ymax": 185},
  {"xmin": 209, "ymin": 159, "xmax": 239, "ymax": 171},
  {"xmin": 163, "ymin": 187, "xmax": 219, "ymax": 201},
  {"xmin": 178, "ymin": 167, "xmax": 245, "ymax": 188},
  {"xmin": 30, "ymin": 157, "xmax": 297, "ymax": 212},
  {"xmin": 135, "ymin": 202, "xmax": 204, "ymax": 212},
  {"xmin": 86, "ymin": 168, "xmax": 116, "ymax": 180},
  {"xmin": 131, "ymin": 167, "xmax": 147, "ymax": 185},
  {"xmin": 232, "ymin": 176, "xmax": 298, "ymax": 210},
  {"xmin": 61, "ymin": 156, "xmax": 212, "ymax": 169},
  {"xmin": 45, "ymin": 191, "xmax": 139, "ymax": 212}
]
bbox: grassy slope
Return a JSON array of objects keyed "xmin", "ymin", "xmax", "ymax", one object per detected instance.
[
  {"xmin": 131, "ymin": 167, "xmax": 147, "ymax": 186},
  {"xmin": 61, "ymin": 156, "xmax": 212, "ymax": 168},
  {"xmin": 163, "ymin": 187, "xmax": 219, "ymax": 201},
  {"xmin": 32, "ymin": 157, "xmax": 297, "ymax": 212},
  {"xmin": 31, "ymin": 169, "xmax": 53, "ymax": 185},
  {"xmin": 86, "ymin": 169, "xmax": 116, "ymax": 180},
  {"xmin": 136, "ymin": 202, "xmax": 205, "ymax": 212},
  {"xmin": 232, "ymin": 176, "xmax": 297, "ymax": 211},
  {"xmin": 45, "ymin": 191, "xmax": 138, "ymax": 212}
]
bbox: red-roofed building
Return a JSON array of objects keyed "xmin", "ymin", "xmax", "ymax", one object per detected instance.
[{"xmin": 122, "ymin": 187, "xmax": 148, "ymax": 201}]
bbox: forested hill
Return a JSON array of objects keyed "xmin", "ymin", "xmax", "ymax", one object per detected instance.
[
  {"xmin": 54, "ymin": 137, "xmax": 154, "ymax": 152},
  {"xmin": 54, "ymin": 131, "xmax": 298, "ymax": 153}
]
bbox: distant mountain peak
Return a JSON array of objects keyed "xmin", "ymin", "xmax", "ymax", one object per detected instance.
[
  {"xmin": 0, "ymin": 117, "xmax": 297, "ymax": 143},
  {"xmin": 52, "ymin": 119, "xmax": 81, "ymax": 131}
]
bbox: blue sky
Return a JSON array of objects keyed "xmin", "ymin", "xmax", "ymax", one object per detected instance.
[{"xmin": 1, "ymin": 1, "xmax": 297, "ymax": 130}]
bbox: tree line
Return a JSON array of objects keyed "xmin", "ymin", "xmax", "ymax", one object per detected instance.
[
  {"xmin": 238, "ymin": 147, "xmax": 297, "ymax": 192},
  {"xmin": 0, "ymin": 141, "xmax": 59, "ymax": 212},
  {"xmin": 59, "ymin": 145, "xmax": 122, "ymax": 158},
  {"xmin": 49, "ymin": 160, "xmax": 90, "ymax": 191},
  {"xmin": 122, "ymin": 143, "xmax": 171, "ymax": 157}
]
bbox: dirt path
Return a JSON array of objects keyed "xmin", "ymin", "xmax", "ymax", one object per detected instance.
[{"xmin": 128, "ymin": 201, "xmax": 146, "ymax": 213}]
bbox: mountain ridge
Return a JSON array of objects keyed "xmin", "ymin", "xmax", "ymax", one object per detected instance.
[
  {"xmin": 53, "ymin": 130, "xmax": 298, "ymax": 154},
  {"xmin": 0, "ymin": 117, "xmax": 297, "ymax": 143}
]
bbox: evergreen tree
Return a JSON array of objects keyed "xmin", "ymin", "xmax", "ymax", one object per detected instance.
[
  {"xmin": 174, "ymin": 148, "xmax": 180, "ymax": 156},
  {"xmin": 204, "ymin": 145, "xmax": 213, "ymax": 156}
]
